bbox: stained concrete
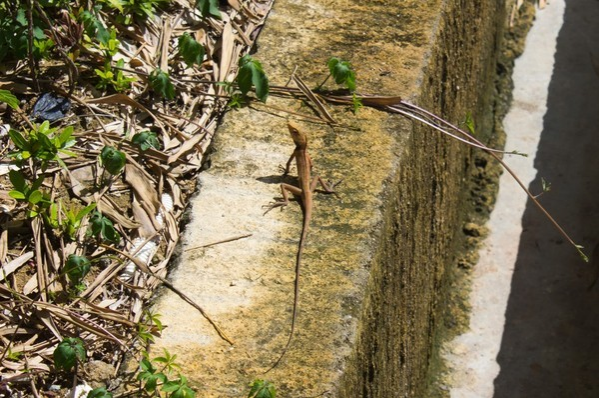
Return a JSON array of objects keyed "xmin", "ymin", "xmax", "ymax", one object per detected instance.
[
  {"xmin": 151, "ymin": 0, "xmax": 512, "ymax": 396},
  {"xmin": 445, "ymin": 0, "xmax": 599, "ymax": 396}
]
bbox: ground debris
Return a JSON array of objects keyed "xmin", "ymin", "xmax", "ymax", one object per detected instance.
[{"xmin": 0, "ymin": 0, "xmax": 274, "ymax": 394}]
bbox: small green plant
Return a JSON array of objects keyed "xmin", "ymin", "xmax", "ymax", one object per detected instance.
[
  {"xmin": 351, "ymin": 92, "xmax": 363, "ymax": 114},
  {"xmin": 33, "ymin": 37, "xmax": 55, "ymax": 59},
  {"xmin": 96, "ymin": 28, "xmax": 121, "ymax": 59},
  {"xmin": 178, "ymin": 33, "xmax": 205, "ymax": 68},
  {"xmin": 88, "ymin": 210, "xmax": 121, "ymax": 243},
  {"xmin": 126, "ymin": 0, "xmax": 168, "ymax": 20},
  {"xmin": 95, "ymin": 59, "xmax": 136, "ymax": 92},
  {"xmin": 161, "ymin": 375, "xmax": 194, "ymax": 398},
  {"xmin": 6, "ymin": 349, "xmax": 23, "ymax": 361},
  {"xmin": 216, "ymin": 81, "xmax": 245, "ymax": 108},
  {"xmin": 248, "ymin": 379, "xmax": 276, "ymax": 398},
  {"xmin": 0, "ymin": 7, "xmax": 47, "ymax": 62},
  {"xmin": 152, "ymin": 349, "xmax": 181, "ymax": 374},
  {"xmin": 8, "ymin": 170, "xmax": 51, "ymax": 218},
  {"xmin": 137, "ymin": 310, "xmax": 164, "ymax": 344},
  {"xmin": 63, "ymin": 255, "xmax": 91, "ymax": 285},
  {"xmin": 317, "ymin": 57, "xmax": 356, "ymax": 92},
  {"xmin": 149, "ymin": 68, "xmax": 176, "ymax": 100},
  {"xmin": 53, "ymin": 337, "xmax": 86, "ymax": 372},
  {"xmin": 227, "ymin": 92, "xmax": 245, "ymax": 108},
  {"xmin": 80, "ymin": 7, "xmax": 111, "ymax": 45},
  {"xmin": 99, "ymin": 145, "xmax": 126, "ymax": 176},
  {"xmin": 60, "ymin": 202, "xmax": 97, "ymax": 240},
  {"xmin": 87, "ymin": 387, "xmax": 113, "ymax": 398},
  {"xmin": 132, "ymin": 131, "xmax": 161, "ymax": 151},
  {"xmin": 98, "ymin": 0, "xmax": 168, "ymax": 23},
  {"xmin": 137, "ymin": 352, "xmax": 195, "ymax": 397},
  {"xmin": 9, "ymin": 121, "xmax": 77, "ymax": 170},
  {"xmin": 236, "ymin": 55, "xmax": 269, "ymax": 102},
  {"xmin": 137, "ymin": 357, "xmax": 167, "ymax": 393},
  {"xmin": 196, "ymin": 0, "xmax": 221, "ymax": 19}
]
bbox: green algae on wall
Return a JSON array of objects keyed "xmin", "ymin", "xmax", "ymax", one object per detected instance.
[{"xmin": 337, "ymin": 1, "xmax": 507, "ymax": 397}]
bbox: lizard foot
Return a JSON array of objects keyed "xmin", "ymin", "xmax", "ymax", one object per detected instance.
[{"xmin": 262, "ymin": 200, "xmax": 288, "ymax": 215}]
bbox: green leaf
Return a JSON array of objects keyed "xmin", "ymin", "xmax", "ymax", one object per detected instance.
[
  {"xmin": 149, "ymin": 69, "xmax": 175, "ymax": 100},
  {"xmin": 139, "ymin": 357, "xmax": 154, "ymax": 372},
  {"xmin": 9, "ymin": 190, "xmax": 26, "ymax": 200},
  {"xmin": 31, "ymin": 175, "xmax": 45, "ymax": 192},
  {"xmin": 327, "ymin": 57, "xmax": 356, "ymax": 92},
  {"xmin": 37, "ymin": 120, "xmax": 51, "ymax": 135},
  {"xmin": 89, "ymin": 211, "xmax": 121, "ymax": 243},
  {"xmin": 132, "ymin": 131, "xmax": 160, "ymax": 151},
  {"xmin": 237, "ymin": 55, "xmax": 269, "ymax": 102},
  {"xmin": 101, "ymin": 0, "xmax": 126, "ymax": 13},
  {"xmin": 53, "ymin": 337, "xmax": 86, "ymax": 371},
  {"xmin": 32, "ymin": 26, "xmax": 46, "ymax": 40},
  {"xmin": 8, "ymin": 129, "xmax": 29, "ymax": 151},
  {"xmin": 100, "ymin": 146, "xmax": 126, "ymax": 175},
  {"xmin": 56, "ymin": 126, "xmax": 75, "ymax": 148},
  {"xmin": 28, "ymin": 190, "xmax": 44, "ymax": 205},
  {"xmin": 172, "ymin": 386, "xmax": 195, "ymax": 398},
  {"xmin": 64, "ymin": 255, "xmax": 91, "ymax": 284},
  {"xmin": 8, "ymin": 170, "xmax": 28, "ymax": 195},
  {"xmin": 16, "ymin": 9, "xmax": 27, "ymax": 26},
  {"xmin": 76, "ymin": 203, "xmax": 97, "ymax": 221},
  {"xmin": 196, "ymin": 0, "xmax": 221, "ymax": 19},
  {"xmin": 137, "ymin": 364, "xmax": 166, "ymax": 394},
  {"xmin": 87, "ymin": 387, "xmax": 113, "ymax": 398},
  {"xmin": 38, "ymin": 133, "xmax": 56, "ymax": 156},
  {"xmin": 46, "ymin": 201, "xmax": 60, "ymax": 229},
  {"xmin": 464, "ymin": 112, "xmax": 476, "ymax": 135},
  {"xmin": 81, "ymin": 9, "xmax": 110, "ymax": 44},
  {"xmin": 162, "ymin": 376, "xmax": 195, "ymax": 398},
  {"xmin": 178, "ymin": 33, "xmax": 205, "ymax": 67},
  {"xmin": 0, "ymin": 90, "xmax": 19, "ymax": 109},
  {"xmin": 248, "ymin": 379, "xmax": 276, "ymax": 398}
]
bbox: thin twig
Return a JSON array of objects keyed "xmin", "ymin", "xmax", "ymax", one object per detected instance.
[
  {"xmin": 394, "ymin": 101, "xmax": 587, "ymax": 261},
  {"xmin": 185, "ymin": 233, "xmax": 252, "ymax": 251}
]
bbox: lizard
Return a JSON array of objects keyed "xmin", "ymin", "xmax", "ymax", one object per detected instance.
[{"xmin": 264, "ymin": 121, "xmax": 338, "ymax": 372}]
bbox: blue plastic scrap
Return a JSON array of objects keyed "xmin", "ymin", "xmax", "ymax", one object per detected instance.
[{"xmin": 31, "ymin": 92, "xmax": 71, "ymax": 122}]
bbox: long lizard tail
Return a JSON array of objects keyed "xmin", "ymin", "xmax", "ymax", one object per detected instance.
[{"xmin": 264, "ymin": 218, "xmax": 308, "ymax": 373}]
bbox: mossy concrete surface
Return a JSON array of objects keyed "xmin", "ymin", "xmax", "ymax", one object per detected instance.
[{"xmin": 152, "ymin": 0, "xmax": 508, "ymax": 396}]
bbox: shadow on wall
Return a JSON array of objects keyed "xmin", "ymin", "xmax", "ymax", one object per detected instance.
[{"xmin": 494, "ymin": 0, "xmax": 599, "ymax": 397}]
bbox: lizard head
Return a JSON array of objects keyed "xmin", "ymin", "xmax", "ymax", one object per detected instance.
[{"xmin": 287, "ymin": 122, "xmax": 308, "ymax": 147}]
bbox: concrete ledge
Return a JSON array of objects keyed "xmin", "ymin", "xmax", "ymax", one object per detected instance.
[{"xmin": 153, "ymin": 0, "xmax": 508, "ymax": 396}]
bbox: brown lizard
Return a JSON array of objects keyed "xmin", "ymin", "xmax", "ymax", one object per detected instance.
[{"xmin": 264, "ymin": 121, "xmax": 338, "ymax": 372}]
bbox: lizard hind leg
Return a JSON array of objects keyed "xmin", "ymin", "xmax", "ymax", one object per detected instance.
[{"xmin": 263, "ymin": 183, "xmax": 302, "ymax": 215}]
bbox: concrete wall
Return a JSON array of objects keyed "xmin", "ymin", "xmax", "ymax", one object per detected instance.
[
  {"xmin": 337, "ymin": 2, "xmax": 506, "ymax": 397},
  {"xmin": 153, "ymin": 0, "xmax": 510, "ymax": 396}
]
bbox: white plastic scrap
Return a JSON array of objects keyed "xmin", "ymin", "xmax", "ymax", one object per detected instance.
[
  {"xmin": 68, "ymin": 383, "xmax": 93, "ymax": 398},
  {"xmin": 120, "ymin": 238, "xmax": 158, "ymax": 281},
  {"xmin": 119, "ymin": 193, "xmax": 173, "ymax": 281},
  {"xmin": 156, "ymin": 192, "xmax": 174, "ymax": 227},
  {"xmin": 0, "ymin": 124, "xmax": 10, "ymax": 137}
]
